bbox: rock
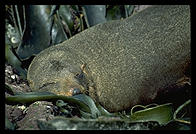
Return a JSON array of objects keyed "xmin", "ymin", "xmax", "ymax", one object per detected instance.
[
  {"xmin": 27, "ymin": 5, "xmax": 190, "ymax": 112},
  {"xmin": 37, "ymin": 116, "xmax": 160, "ymax": 130},
  {"xmin": 5, "ymin": 104, "xmax": 24, "ymax": 125},
  {"xmin": 16, "ymin": 101, "xmax": 54, "ymax": 130}
]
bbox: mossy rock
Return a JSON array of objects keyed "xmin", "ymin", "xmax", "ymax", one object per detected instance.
[{"xmin": 27, "ymin": 5, "xmax": 190, "ymax": 112}]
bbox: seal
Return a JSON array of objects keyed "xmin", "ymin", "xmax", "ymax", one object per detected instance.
[{"xmin": 27, "ymin": 5, "xmax": 190, "ymax": 112}]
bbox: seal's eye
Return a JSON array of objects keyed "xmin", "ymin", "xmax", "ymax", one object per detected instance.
[
  {"xmin": 72, "ymin": 88, "xmax": 81, "ymax": 96},
  {"xmin": 75, "ymin": 73, "xmax": 80, "ymax": 77},
  {"xmin": 75, "ymin": 72, "xmax": 84, "ymax": 80}
]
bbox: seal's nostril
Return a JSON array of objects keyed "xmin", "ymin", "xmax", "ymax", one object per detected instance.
[{"xmin": 72, "ymin": 88, "xmax": 81, "ymax": 96}]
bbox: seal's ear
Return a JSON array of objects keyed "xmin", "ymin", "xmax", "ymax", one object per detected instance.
[
  {"xmin": 80, "ymin": 63, "xmax": 88, "ymax": 74},
  {"xmin": 80, "ymin": 63, "xmax": 93, "ymax": 80}
]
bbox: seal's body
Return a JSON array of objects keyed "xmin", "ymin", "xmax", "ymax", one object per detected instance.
[{"xmin": 28, "ymin": 5, "xmax": 190, "ymax": 112}]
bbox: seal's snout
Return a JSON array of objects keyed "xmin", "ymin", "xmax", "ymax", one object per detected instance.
[
  {"xmin": 72, "ymin": 88, "xmax": 82, "ymax": 96},
  {"xmin": 61, "ymin": 87, "xmax": 82, "ymax": 96}
]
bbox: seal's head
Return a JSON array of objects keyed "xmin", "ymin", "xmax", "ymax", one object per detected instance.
[{"xmin": 27, "ymin": 56, "xmax": 91, "ymax": 97}]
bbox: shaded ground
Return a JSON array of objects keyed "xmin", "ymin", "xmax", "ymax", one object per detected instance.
[{"xmin": 5, "ymin": 63, "xmax": 56, "ymax": 130}]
